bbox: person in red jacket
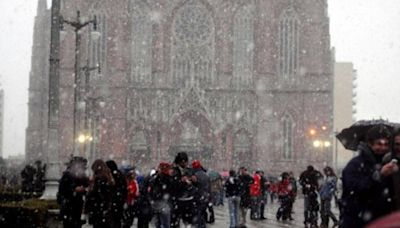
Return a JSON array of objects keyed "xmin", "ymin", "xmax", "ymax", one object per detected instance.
[
  {"xmin": 276, "ymin": 172, "xmax": 294, "ymax": 221},
  {"xmin": 250, "ymin": 171, "xmax": 262, "ymax": 220},
  {"xmin": 123, "ymin": 169, "xmax": 139, "ymax": 228}
]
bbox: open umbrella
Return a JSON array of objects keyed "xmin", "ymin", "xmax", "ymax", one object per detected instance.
[
  {"xmin": 207, "ymin": 170, "xmax": 221, "ymax": 181},
  {"xmin": 366, "ymin": 211, "xmax": 400, "ymax": 228},
  {"xmin": 336, "ymin": 119, "xmax": 395, "ymax": 151}
]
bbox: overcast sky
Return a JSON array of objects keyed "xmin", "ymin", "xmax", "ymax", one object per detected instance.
[{"xmin": 0, "ymin": 0, "xmax": 399, "ymax": 158}]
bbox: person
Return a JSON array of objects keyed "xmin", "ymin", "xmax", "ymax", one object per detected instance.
[
  {"xmin": 85, "ymin": 159, "xmax": 115, "ymax": 228},
  {"xmin": 149, "ymin": 162, "xmax": 174, "ymax": 228},
  {"xmin": 383, "ymin": 129, "xmax": 400, "ymax": 211},
  {"xmin": 250, "ymin": 171, "xmax": 262, "ymax": 220},
  {"xmin": 123, "ymin": 168, "xmax": 139, "ymax": 228},
  {"xmin": 106, "ymin": 160, "xmax": 128, "ymax": 228},
  {"xmin": 299, "ymin": 165, "xmax": 322, "ymax": 228},
  {"xmin": 192, "ymin": 160, "xmax": 211, "ymax": 228},
  {"xmin": 259, "ymin": 171, "xmax": 268, "ymax": 220},
  {"xmin": 288, "ymin": 171, "xmax": 297, "ymax": 221},
  {"xmin": 319, "ymin": 166, "xmax": 339, "ymax": 228},
  {"xmin": 171, "ymin": 152, "xmax": 198, "ymax": 228},
  {"xmin": 136, "ymin": 170, "xmax": 155, "ymax": 228},
  {"xmin": 225, "ymin": 170, "xmax": 241, "ymax": 228},
  {"xmin": 341, "ymin": 125, "xmax": 396, "ymax": 228},
  {"xmin": 276, "ymin": 172, "xmax": 293, "ymax": 221},
  {"xmin": 238, "ymin": 167, "xmax": 253, "ymax": 228},
  {"xmin": 57, "ymin": 156, "xmax": 89, "ymax": 228}
]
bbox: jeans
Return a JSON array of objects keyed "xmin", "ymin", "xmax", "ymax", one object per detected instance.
[
  {"xmin": 228, "ymin": 196, "xmax": 240, "ymax": 228},
  {"xmin": 320, "ymin": 198, "xmax": 338, "ymax": 227},
  {"xmin": 250, "ymin": 196, "xmax": 261, "ymax": 219},
  {"xmin": 304, "ymin": 194, "xmax": 319, "ymax": 226}
]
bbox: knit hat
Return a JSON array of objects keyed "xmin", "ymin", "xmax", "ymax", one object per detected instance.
[
  {"xmin": 159, "ymin": 162, "xmax": 172, "ymax": 175},
  {"xmin": 192, "ymin": 160, "xmax": 202, "ymax": 169}
]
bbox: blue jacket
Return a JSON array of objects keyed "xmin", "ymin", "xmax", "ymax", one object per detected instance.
[{"xmin": 319, "ymin": 176, "xmax": 337, "ymax": 200}]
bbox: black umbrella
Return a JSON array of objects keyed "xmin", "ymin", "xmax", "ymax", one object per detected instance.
[{"xmin": 336, "ymin": 119, "xmax": 395, "ymax": 151}]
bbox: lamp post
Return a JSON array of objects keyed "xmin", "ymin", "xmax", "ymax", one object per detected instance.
[
  {"xmin": 41, "ymin": 0, "xmax": 61, "ymax": 200},
  {"xmin": 61, "ymin": 11, "xmax": 97, "ymax": 156}
]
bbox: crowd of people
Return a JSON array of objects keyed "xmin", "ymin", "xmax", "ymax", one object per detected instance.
[
  {"xmin": 56, "ymin": 152, "xmax": 341, "ymax": 228},
  {"xmin": 55, "ymin": 125, "xmax": 400, "ymax": 228}
]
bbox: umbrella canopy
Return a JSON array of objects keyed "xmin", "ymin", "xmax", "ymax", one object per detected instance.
[
  {"xmin": 336, "ymin": 119, "xmax": 395, "ymax": 151},
  {"xmin": 366, "ymin": 211, "xmax": 400, "ymax": 228},
  {"xmin": 207, "ymin": 170, "xmax": 221, "ymax": 181}
]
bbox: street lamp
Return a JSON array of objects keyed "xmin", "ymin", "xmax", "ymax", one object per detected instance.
[{"xmin": 61, "ymin": 11, "xmax": 97, "ymax": 156}]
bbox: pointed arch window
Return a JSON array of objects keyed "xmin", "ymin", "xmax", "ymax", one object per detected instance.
[
  {"xmin": 171, "ymin": 0, "xmax": 215, "ymax": 88},
  {"xmin": 132, "ymin": 2, "xmax": 153, "ymax": 85},
  {"xmin": 130, "ymin": 129, "xmax": 150, "ymax": 166},
  {"xmin": 279, "ymin": 9, "xmax": 299, "ymax": 78},
  {"xmin": 233, "ymin": 5, "xmax": 254, "ymax": 88},
  {"xmin": 283, "ymin": 114, "xmax": 294, "ymax": 159}
]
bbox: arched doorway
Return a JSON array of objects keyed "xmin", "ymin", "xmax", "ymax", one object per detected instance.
[
  {"xmin": 129, "ymin": 129, "xmax": 150, "ymax": 170},
  {"xmin": 169, "ymin": 119, "xmax": 213, "ymax": 167},
  {"xmin": 233, "ymin": 130, "xmax": 252, "ymax": 169}
]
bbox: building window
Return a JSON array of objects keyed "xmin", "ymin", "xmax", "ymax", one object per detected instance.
[
  {"xmin": 233, "ymin": 5, "xmax": 254, "ymax": 88},
  {"xmin": 132, "ymin": 2, "xmax": 153, "ymax": 85},
  {"xmin": 171, "ymin": 0, "xmax": 215, "ymax": 88},
  {"xmin": 233, "ymin": 130, "xmax": 251, "ymax": 169},
  {"xmin": 283, "ymin": 114, "xmax": 293, "ymax": 159},
  {"xmin": 279, "ymin": 8, "xmax": 299, "ymax": 78}
]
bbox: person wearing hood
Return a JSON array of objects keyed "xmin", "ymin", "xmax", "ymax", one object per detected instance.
[
  {"xmin": 341, "ymin": 125, "xmax": 396, "ymax": 228},
  {"xmin": 192, "ymin": 160, "xmax": 211, "ymax": 228},
  {"xmin": 106, "ymin": 160, "xmax": 127, "ymax": 228},
  {"xmin": 57, "ymin": 156, "xmax": 89, "ymax": 228}
]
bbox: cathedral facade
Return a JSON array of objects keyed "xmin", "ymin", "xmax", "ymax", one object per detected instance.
[{"xmin": 27, "ymin": 0, "xmax": 333, "ymax": 175}]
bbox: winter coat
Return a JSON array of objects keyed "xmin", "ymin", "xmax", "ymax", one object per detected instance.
[
  {"xmin": 127, "ymin": 179, "xmax": 139, "ymax": 206},
  {"xmin": 319, "ymin": 176, "xmax": 337, "ymax": 200},
  {"xmin": 224, "ymin": 176, "xmax": 241, "ymax": 198},
  {"xmin": 148, "ymin": 173, "xmax": 174, "ymax": 213},
  {"xmin": 277, "ymin": 179, "xmax": 292, "ymax": 197},
  {"xmin": 85, "ymin": 176, "xmax": 114, "ymax": 226},
  {"xmin": 109, "ymin": 170, "xmax": 127, "ymax": 224},
  {"xmin": 193, "ymin": 167, "xmax": 211, "ymax": 204},
  {"xmin": 383, "ymin": 151, "xmax": 400, "ymax": 211},
  {"xmin": 238, "ymin": 174, "xmax": 254, "ymax": 208},
  {"xmin": 57, "ymin": 171, "xmax": 89, "ymax": 222},
  {"xmin": 171, "ymin": 166, "xmax": 197, "ymax": 201},
  {"xmin": 250, "ymin": 174, "xmax": 262, "ymax": 197},
  {"xmin": 299, "ymin": 169, "xmax": 322, "ymax": 195},
  {"xmin": 341, "ymin": 142, "xmax": 392, "ymax": 228}
]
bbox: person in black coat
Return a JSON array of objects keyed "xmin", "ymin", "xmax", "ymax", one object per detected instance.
[
  {"xmin": 57, "ymin": 156, "xmax": 89, "ymax": 228},
  {"xmin": 148, "ymin": 162, "xmax": 174, "ymax": 228},
  {"xmin": 341, "ymin": 125, "xmax": 396, "ymax": 228},
  {"xmin": 106, "ymin": 160, "xmax": 128, "ymax": 228},
  {"xmin": 299, "ymin": 165, "xmax": 322, "ymax": 228},
  {"xmin": 225, "ymin": 170, "xmax": 241, "ymax": 228},
  {"xmin": 85, "ymin": 159, "xmax": 115, "ymax": 228},
  {"xmin": 170, "ymin": 152, "xmax": 198, "ymax": 228},
  {"xmin": 238, "ymin": 167, "xmax": 253, "ymax": 228},
  {"xmin": 136, "ymin": 170, "xmax": 155, "ymax": 228}
]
